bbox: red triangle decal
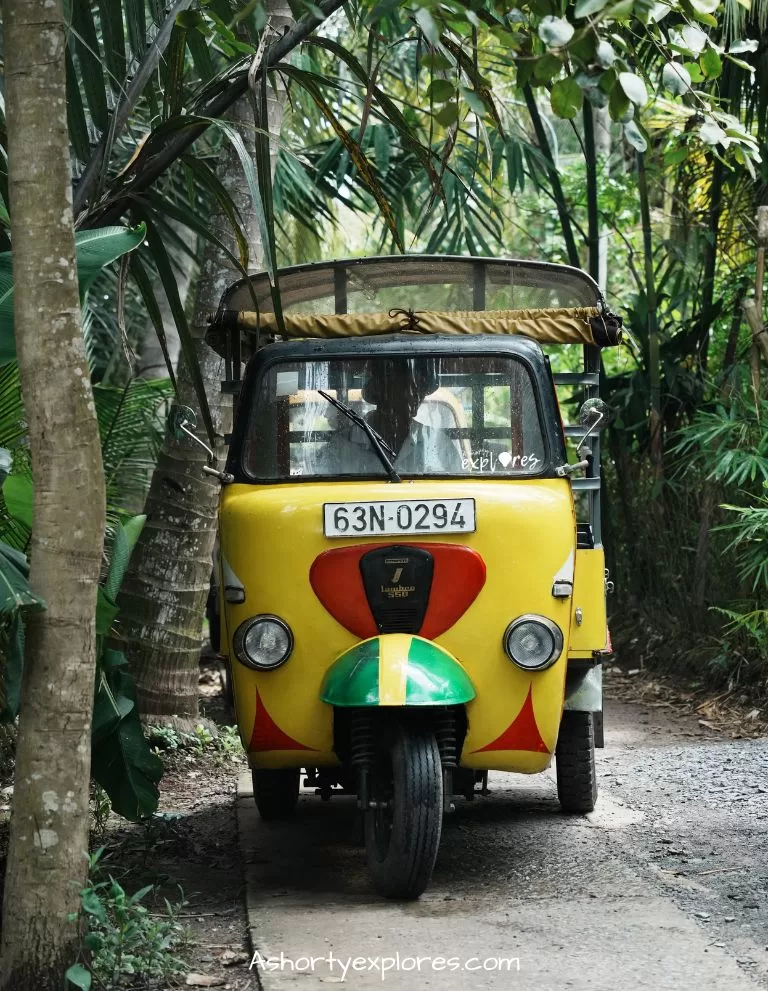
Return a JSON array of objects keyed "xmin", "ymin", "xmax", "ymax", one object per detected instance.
[
  {"xmin": 473, "ymin": 685, "xmax": 550, "ymax": 754},
  {"xmin": 249, "ymin": 689, "xmax": 315, "ymax": 752}
]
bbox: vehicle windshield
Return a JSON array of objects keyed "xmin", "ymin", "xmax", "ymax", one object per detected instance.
[{"xmin": 243, "ymin": 354, "xmax": 547, "ymax": 480}]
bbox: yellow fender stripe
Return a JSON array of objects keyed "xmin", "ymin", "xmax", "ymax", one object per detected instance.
[{"xmin": 378, "ymin": 633, "xmax": 413, "ymax": 705}]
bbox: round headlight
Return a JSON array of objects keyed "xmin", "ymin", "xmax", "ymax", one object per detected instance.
[
  {"xmin": 503, "ymin": 615, "xmax": 563, "ymax": 671},
  {"xmin": 234, "ymin": 615, "xmax": 293, "ymax": 671}
]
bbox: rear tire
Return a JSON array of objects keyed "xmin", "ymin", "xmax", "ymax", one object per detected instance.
[
  {"xmin": 556, "ymin": 711, "xmax": 597, "ymax": 813},
  {"xmin": 364, "ymin": 726, "xmax": 443, "ymax": 900},
  {"xmin": 252, "ymin": 769, "xmax": 300, "ymax": 820}
]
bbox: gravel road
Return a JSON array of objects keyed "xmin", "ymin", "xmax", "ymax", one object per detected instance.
[{"xmin": 238, "ymin": 695, "xmax": 768, "ymax": 991}]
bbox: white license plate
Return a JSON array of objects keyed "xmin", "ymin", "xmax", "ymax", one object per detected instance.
[{"xmin": 323, "ymin": 498, "xmax": 476, "ymax": 538}]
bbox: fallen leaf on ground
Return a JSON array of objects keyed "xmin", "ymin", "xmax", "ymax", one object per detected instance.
[{"xmin": 221, "ymin": 950, "xmax": 250, "ymax": 966}]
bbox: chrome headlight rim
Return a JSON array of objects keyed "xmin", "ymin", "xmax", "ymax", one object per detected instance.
[
  {"xmin": 503, "ymin": 614, "xmax": 563, "ymax": 672},
  {"xmin": 233, "ymin": 614, "xmax": 293, "ymax": 671}
]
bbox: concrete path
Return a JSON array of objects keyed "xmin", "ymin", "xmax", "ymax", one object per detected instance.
[{"xmin": 237, "ymin": 698, "xmax": 768, "ymax": 990}]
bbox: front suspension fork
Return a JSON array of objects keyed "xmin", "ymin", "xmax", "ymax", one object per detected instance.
[{"xmin": 350, "ymin": 707, "xmax": 459, "ymax": 814}]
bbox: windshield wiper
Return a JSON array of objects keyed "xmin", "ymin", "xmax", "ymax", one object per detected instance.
[{"xmin": 318, "ymin": 390, "xmax": 401, "ymax": 483}]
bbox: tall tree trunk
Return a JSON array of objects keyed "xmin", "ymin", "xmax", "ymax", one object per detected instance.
[
  {"xmin": 0, "ymin": 1, "xmax": 106, "ymax": 986},
  {"xmin": 118, "ymin": 7, "xmax": 292, "ymax": 723}
]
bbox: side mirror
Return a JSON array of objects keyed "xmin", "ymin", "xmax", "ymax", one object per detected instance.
[
  {"xmin": 575, "ymin": 398, "xmax": 611, "ymax": 457},
  {"xmin": 167, "ymin": 404, "xmax": 215, "ymax": 462},
  {"xmin": 167, "ymin": 405, "xmax": 234, "ymax": 484},
  {"xmin": 577, "ymin": 397, "xmax": 610, "ymax": 430},
  {"xmin": 168, "ymin": 404, "xmax": 198, "ymax": 442}
]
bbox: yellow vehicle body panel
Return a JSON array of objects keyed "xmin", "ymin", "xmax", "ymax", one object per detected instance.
[
  {"xmin": 568, "ymin": 548, "xmax": 608, "ymax": 658},
  {"xmin": 219, "ymin": 478, "xmax": 601, "ymax": 774}
]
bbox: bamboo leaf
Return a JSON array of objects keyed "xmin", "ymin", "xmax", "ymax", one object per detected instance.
[{"xmin": 436, "ymin": 36, "xmax": 505, "ymax": 136}]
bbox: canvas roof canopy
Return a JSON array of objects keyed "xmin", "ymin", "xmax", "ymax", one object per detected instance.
[{"xmin": 207, "ymin": 256, "xmax": 621, "ymax": 359}]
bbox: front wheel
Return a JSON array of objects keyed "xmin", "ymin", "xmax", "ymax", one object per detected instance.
[
  {"xmin": 364, "ymin": 726, "xmax": 443, "ymax": 900},
  {"xmin": 555, "ymin": 711, "xmax": 597, "ymax": 813},
  {"xmin": 252, "ymin": 769, "xmax": 300, "ymax": 820}
]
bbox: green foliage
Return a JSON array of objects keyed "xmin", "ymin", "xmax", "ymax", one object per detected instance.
[
  {"xmin": 0, "ymin": 508, "xmax": 163, "ymax": 819},
  {"xmin": 92, "ymin": 645, "xmax": 163, "ymax": 821},
  {"xmin": 717, "ymin": 498, "xmax": 768, "ymax": 592},
  {"xmin": 0, "ymin": 496, "xmax": 45, "ymax": 719},
  {"xmin": 95, "ymin": 378, "xmax": 174, "ymax": 518},
  {"xmin": 672, "ymin": 398, "xmax": 768, "ymax": 487},
  {"xmin": 91, "ymin": 517, "xmax": 163, "ymax": 820},
  {"xmin": 0, "ymin": 366, "xmax": 170, "ymax": 807},
  {"xmin": 67, "ymin": 850, "xmax": 188, "ymax": 990},
  {"xmin": 0, "ymin": 225, "xmax": 146, "ymax": 366},
  {"xmin": 90, "ymin": 783, "xmax": 113, "ymax": 838},
  {"xmin": 149, "ymin": 723, "xmax": 243, "ymax": 763}
]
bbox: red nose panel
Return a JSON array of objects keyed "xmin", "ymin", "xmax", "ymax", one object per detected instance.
[{"xmin": 310, "ymin": 543, "xmax": 485, "ymax": 639}]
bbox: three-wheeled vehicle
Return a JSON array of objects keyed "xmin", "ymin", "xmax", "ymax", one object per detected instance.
[{"xmin": 178, "ymin": 256, "xmax": 619, "ymax": 900}]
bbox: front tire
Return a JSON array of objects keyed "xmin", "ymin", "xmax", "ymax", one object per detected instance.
[
  {"xmin": 252, "ymin": 769, "xmax": 300, "ymax": 820},
  {"xmin": 364, "ymin": 726, "xmax": 443, "ymax": 900},
  {"xmin": 555, "ymin": 711, "xmax": 597, "ymax": 813}
]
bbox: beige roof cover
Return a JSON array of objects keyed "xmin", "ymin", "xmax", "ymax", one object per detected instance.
[{"xmin": 221, "ymin": 305, "xmax": 622, "ymax": 348}]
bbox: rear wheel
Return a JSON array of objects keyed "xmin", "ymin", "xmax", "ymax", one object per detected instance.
[
  {"xmin": 555, "ymin": 711, "xmax": 597, "ymax": 813},
  {"xmin": 252, "ymin": 769, "xmax": 300, "ymax": 820},
  {"xmin": 364, "ymin": 726, "xmax": 443, "ymax": 899}
]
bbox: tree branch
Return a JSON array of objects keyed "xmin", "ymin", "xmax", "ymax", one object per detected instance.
[
  {"xmin": 79, "ymin": 0, "xmax": 347, "ymax": 229},
  {"xmin": 73, "ymin": 0, "xmax": 196, "ymax": 218}
]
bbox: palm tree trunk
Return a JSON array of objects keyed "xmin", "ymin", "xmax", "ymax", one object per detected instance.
[
  {"xmin": 118, "ymin": 6, "xmax": 293, "ymax": 724},
  {"xmin": 0, "ymin": 0, "xmax": 106, "ymax": 986}
]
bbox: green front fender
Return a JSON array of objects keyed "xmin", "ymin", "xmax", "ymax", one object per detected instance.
[{"xmin": 320, "ymin": 633, "xmax": 476, "ymax": 707}]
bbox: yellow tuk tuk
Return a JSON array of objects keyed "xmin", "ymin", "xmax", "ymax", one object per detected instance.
[{"xmin": 182, "ymin": 256, "xmax": 618, "ymax": 899}]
